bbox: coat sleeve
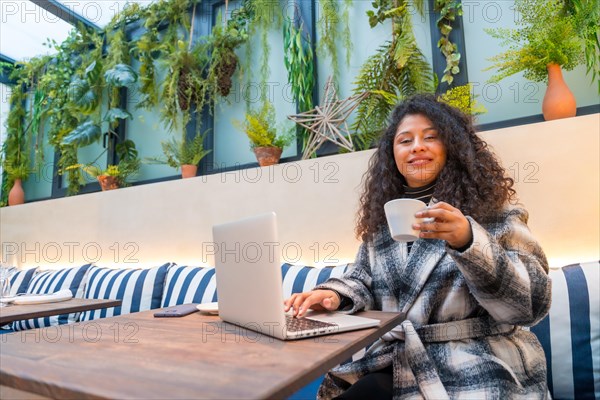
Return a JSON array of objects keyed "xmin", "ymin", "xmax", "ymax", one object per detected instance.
[
  {"xmin": 313, "ymin": 242, "xmax": 375, "ymax": 313},
  {"xmin": 447, "ymin": 206, "xmax": 552, "ymax": 326}
]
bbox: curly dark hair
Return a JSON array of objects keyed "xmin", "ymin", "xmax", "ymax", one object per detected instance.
[{"xmin": 356, "ymin": 93, "xmax": 516, "ymax": 242}]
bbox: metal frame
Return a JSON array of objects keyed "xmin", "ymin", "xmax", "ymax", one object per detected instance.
[{"xmin": 29, "ymin": 0, "xmax": 101, "ymax": 31}]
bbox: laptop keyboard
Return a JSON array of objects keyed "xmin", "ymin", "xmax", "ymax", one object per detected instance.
[{"xmin": 285, "ymin": 315, "xmax": 338, "ymax": 332}]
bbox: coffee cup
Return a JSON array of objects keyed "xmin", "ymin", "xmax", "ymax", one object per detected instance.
[{"xmin": 383, "ymin": 199, "xmax": 427, "ymax": 242}]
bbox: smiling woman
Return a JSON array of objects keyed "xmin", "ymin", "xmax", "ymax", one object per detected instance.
[
  {"xmin": 392, "ymin": 114, "xmax": 447, "ymax": 189},
  {"xmin": 284, "ymin": 93, "xmax": 552, "ymax": 399}
]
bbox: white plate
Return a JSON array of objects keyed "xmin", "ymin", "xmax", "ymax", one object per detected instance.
[
  {"xmin": 0, "ymin": 296, "xmax": 17, "ymax": 304},
  {"xmin": 196, "ymin": 302, "xmax": 218, "ymax": 315}
]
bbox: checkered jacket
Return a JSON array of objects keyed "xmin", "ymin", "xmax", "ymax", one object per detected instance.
[{"xmin": 315, "ymin": 206, "xmax": 552, "ymax": 399}]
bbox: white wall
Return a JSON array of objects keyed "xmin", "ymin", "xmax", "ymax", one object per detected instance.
[{"xmin": 1, "ymin": 114, "xmax": 598, "ymax": 269}]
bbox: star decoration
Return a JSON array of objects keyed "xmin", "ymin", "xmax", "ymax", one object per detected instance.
[{"xmin": 288, "ymin": 76, "xmax": 368, "ymax": 159}]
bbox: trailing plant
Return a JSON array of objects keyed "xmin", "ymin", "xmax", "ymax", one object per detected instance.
[
  {"xmin": 437, "ymin": 83, "xmax": 487, "ymax": 116},
  {"xmin": 353, "ymin": 0, "xmax": 434, "ymax": 150},
  {"xmin": 160, "ymin": 39, "xmax": 210, "ymax": 131},
  {"xmin": 147, "ymin": 131, "xmax": 211, "ymax": 169},
  {"xmin": 1, "ymin": 85, "xmax": 31, "ymax": 196},
  {"xmin": 234, "ymin": 100, "xmax": 294, "ymax": 150},
  {"xmin": 245, "ymin": 0, "xmax": 283, "ymax": 86},
  {"xmin": 485, "ymin": 0, "xmax": 587, "ymax": 83},
  {"xmin": 434, "ymin": 0, "xmax": 462, "ymax": 86},
  {"xmin": 283, "ymin": 19, "xmax": 315, "ymax": 114},
  {"xmin": 317, "ymin": 0, "xmax": 352, "ymax": 83},
  {"xmin": 207, "ymin": 10, "xmax": 249, "ymax": 98}
]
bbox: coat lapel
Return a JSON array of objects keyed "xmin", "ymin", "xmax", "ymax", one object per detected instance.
[{"xmin": 383, "ymin": 237, "xmax": 445, "ymax": 314}]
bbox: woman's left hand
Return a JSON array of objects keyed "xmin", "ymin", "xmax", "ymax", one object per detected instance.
[{"xmin": 413, "ymin": 201, "xmax": 473, "ymax": 249}]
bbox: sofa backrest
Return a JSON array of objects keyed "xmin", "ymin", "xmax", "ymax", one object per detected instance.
[{"xmin": 531, "ymin": 261, "xmax": 600, "ymax": 399}]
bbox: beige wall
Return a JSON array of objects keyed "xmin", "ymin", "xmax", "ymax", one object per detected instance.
[{"xmin": 1, "ymin": 114, "xmax": 598, "ymax": 269}]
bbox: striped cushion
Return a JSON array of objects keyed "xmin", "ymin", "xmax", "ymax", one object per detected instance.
[
  {"xmin": 531, "ymin": 261, "xmax": 600, "ymax": 399},
  {"xmin": 8, "ymin": 267, "xmax": 38, "ymax": 296},
  {"xmin": 79, "ymin": 263, "xmax": 170, "ymax": 321},
  {"xmin": 281, "ymin": 263, "xmax": 350, "ymax": 298},
  {"xmin": 12, "ymin": 264, "xmax": 91, "ymax": 331},
  {"xmin": 161, "ymin": 266, "xmax": 218, "ymax": 307}
]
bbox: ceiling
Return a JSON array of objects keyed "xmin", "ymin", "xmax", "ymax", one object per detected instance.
[{"xmin": 0, "ymin": 0, "xmax": 155, "ymax": 62}]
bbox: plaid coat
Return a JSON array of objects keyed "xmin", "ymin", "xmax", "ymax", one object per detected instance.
[{"xmin": 315, "ymin": 206, "xmax": 552, "ymax": 399}]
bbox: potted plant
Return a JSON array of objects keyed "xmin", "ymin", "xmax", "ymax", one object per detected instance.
[
  {"xmin": 485, "ymin": 0, "xmax": 597, "ymax": 120},
  {"xmin": 235, "ymin": 100, "xmax": 294, "ymax": 167},
  {"xmin": 147, "ymin": 132, "xmax": 211, "ymax": 178},
  {"xmin": 1, "ymin": 85, "xmax": 31, "ymax": 206},
  {"xmin": 69, "ymin": 140, "xmax": 140, "ymax": 191}
]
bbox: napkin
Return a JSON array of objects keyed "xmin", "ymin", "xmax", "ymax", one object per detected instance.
[{"xmin": 12, "ymin": 289, "xmax": 73, "ymax": 305}]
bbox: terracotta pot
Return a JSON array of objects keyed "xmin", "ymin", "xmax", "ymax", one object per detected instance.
[
  {"xmin": 181, "ymin": 164, "xmax": 198, "ymax": 179},
  {"xmin": 253, "ymin": 146, "xmax": 283, "ymax": 167},
  {"xmin": 542, "ymin": 63, "xmax": 577, "ymax": 121},
  {"xmin": 8, "ymin": 179, "xmax": 25, "ymax": 206},
  {"xmin": 97, "ymin": 175, "xmax": 119, "ymax": 191}
]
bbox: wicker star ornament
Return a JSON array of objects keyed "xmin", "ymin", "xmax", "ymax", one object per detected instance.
[{"xmin": 288, "ymin": 77, "xmax": 368, "ymax": 159}]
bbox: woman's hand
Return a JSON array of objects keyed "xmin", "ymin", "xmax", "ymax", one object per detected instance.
[
  {"xmin": 413, "ymin": 201, "xmax": 473, "ymax": 249},
  {"xmin": 283, "ymin": 290, "xmax": 341, "ymax": 318}
]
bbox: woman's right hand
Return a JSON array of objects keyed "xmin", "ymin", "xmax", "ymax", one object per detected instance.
[{"xmin": 283, "ymin": 290, "xmax": 342, "ymax": 318}]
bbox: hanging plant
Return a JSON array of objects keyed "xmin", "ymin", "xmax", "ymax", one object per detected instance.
[
  {"xmin": 207, "ymin": 9, "xmax": 249, "ymax": 98},
  {"xmin": 434, "ymin": 0, "xmax": 462, "ymax": 86},
  {"xmin": 283, "ymin": 20, "xmax": 314, "ymax": 113},
  {"xmin": 353, "ymin": 0, "xmax": 434, "ymax": 150},
  {"xmin": 317, "ymin": 0, "xmax": 352, "ymax": 83}
]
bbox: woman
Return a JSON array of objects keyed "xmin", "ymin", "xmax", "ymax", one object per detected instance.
[{"xmin": 284, "ymin": 94, "xmax": 551, "ymax": 399}]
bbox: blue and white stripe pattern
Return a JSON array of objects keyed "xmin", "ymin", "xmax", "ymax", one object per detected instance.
[
  {"xmin": 531, "ymin": 261, "xmax": 600, "ymax": 400},
  {"xmin": 8, "ymin": 267, "xmax": 37, "ymax": 296},
  {"xmin": 281, "ymin": 263, "xmax": 350, "ymax": 298},
  {"xmin": 161, "ymin": 265, "xmax": 218, "ymax": 307},
  {"xmin": 12, "ymin": 264, "xmax": 91, "ymax": 331},
  {"xmin": 79, "ymin": 263, "xmax": 170, "ymax": 321}
]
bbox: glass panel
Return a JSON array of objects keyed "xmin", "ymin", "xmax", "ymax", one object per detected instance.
[
  {"xmin": 315, "ymin": 1, "xmax": 433, "ymax": 133},
  {"xmin": 23, "ymin": 119, "xmax": 55, "ymax": 200},
  {"xmin": 213, "ymin": 0, "xmax": 298, "ymax": 169},
  {"xmin": 462, "ymin": 0, "xmax": 599, "ymax": 125},
  {"xmin": 0, "ymin": 1, "xmax": 73, "ymax": 61},
  {"xmin": 126, "ymin": 57, "xmax": 179, "ymax": 182},
  {"xmin": 53, "ymin": 0, "xmax": 157, "ymax": 28}
]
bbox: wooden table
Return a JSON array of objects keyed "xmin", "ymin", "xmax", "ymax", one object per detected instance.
[
  {"xmin": 0, "ymin": 309, "xmax": 403, "ymax": 399},
  {"xmin": 0, "ymin": 299, "xmax": 122, "ymax": 325}
]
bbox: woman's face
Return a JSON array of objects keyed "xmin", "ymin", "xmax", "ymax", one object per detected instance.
[{"xmin": 393, "ymin": 114, "xmax": 447, "ymax": 188}]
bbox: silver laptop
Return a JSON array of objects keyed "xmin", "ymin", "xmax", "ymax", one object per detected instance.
[{"xmin": 212, "ymin": 212, "xmax": 380, "ymax": 340}]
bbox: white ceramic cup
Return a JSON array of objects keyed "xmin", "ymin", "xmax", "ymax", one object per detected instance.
[{"xmin": 384, "ymin": 199, "xmax": 427, "ymax": 242}]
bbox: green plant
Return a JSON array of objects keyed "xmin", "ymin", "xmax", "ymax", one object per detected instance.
[
  {"xmin": 206, "ymin": 10, "xmax": 249, "ymax": 98},
  {"xmin": 1, "ymin": 85, "xmax": 31, "ymax": 194},
  {"xmin": 317, "ymin": 0, "xmax": 352, "ymax": 83},
  {"xmin": 485, "ymin": 0, "xmax": 588, "ymax": 83},
  {"xmin": 147, "ymin": 132, "xmax": 211, "ymax": 169},
  {"xmin": 68, "ymin": 140, "xmax": 140, "ymax": 187},
  {"xmin": 235, "ymin": 100, "xmax": 293, "ymax": 149},
  {"xmin": 434, "ymin": 0, "xmax": 463, "ymax": 86},
  {"xmin": 437, "ymin": 83, "xmax": 487, "ymax": 116},
  {"xmin": 353, "ymin": 1, "xmax": 434, "ymax": 150}
]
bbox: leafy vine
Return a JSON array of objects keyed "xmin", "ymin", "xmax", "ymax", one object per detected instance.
[{"xmin": 434, "ymin": 0, "xmax": 462, "ymax": 86}]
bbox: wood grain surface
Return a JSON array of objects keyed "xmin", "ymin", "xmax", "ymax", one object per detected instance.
[{"xmin": 0, "ymin": 309, "xmax": 403, "ymax": 399}]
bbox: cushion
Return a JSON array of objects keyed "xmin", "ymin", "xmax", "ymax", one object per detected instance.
[
  {"xmin": 281, "ymin": 263, "xmax": 350, "ymax": 298},
  {"xmin": 12, "ymin": 264, "xmax": 91, "ymax": 331},
  {"xmin": 8, "ymin": 267, "xmax": 38, "ymax": 296},
  {"xmin": 531, "ymin": 261, "xmax": 600, "ymax": 399},
  {"xmin": 161, "ymin": 265, "xmax": 218, "ymax": 307},
  {"xmin": 79, "ymin": 263, "xmax": 170, "ymax": 321}
]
